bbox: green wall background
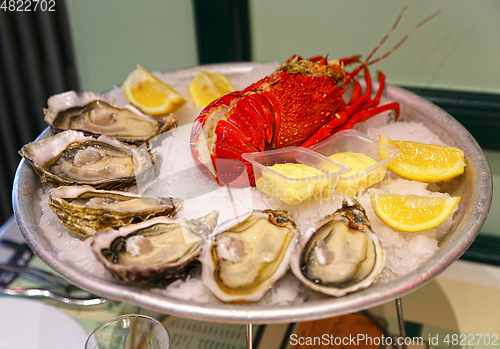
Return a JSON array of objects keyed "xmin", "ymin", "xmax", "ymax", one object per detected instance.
[
  {"xmin": 66, "ymin": 0, "xmax": 197, "ymax": 93},
  {"xmin": 250, "ymin": 0, "xmax": 500, "ymax": 93},
  {"xmin": 67, "ymin": 0, "xmax": 500, "ymax": 94}
]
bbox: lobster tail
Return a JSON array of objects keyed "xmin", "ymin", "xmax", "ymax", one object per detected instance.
[{"xmin": 190, "ymin": 91, "xmax": 269, "ymax": 186}]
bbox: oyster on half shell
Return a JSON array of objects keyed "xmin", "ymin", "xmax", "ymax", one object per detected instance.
[
  {"xmin": 44, "ymin": 91, "xmax": 176, "ymax": 144},
  {"xmin": 19, "ymin": 130, "xmax": 155, "ymax": 190},
  {"xmin": 200, "ymin": 210, "xmax": 299, "ymax": 303},
  {"xmin": 49, "ymin": 185, "xmax": 182, "ymax": 238},
  {"xmin": 91, "ymin": 211, "xmax": 218, "ymax": 283},
  {"xmin": 291, "ymin": 198, "xmax": 386, "ymax": 297}
]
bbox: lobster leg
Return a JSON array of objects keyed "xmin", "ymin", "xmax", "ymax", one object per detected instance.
[
  {"xmin": 344, "ymin": 64, "xmax": 364, "ymax": 86},
  {"xmin": 348, "ymin": 66, "xmax": 372, "ymax": 107},
  {"xmin": 300, "ymin": 95, "xmax": 368, "ymax": 148},
  {"xmin": 364, "ymin": 66, "xmax": 372, "ymax": 103},
  {"xmin": 348, "ymin": 80, "xmax": 363, "ymax": 106},
  {"xmin": 331, "ymin": 101, "xmax": 400, "ymax": 134},
  {"xmin": 339, "ymin": 55, "xmax": 361, "ymax": 66},
  {"xmin": 301, "ymin": 66, "xmax": 396, "ymax": 148},
  {"xmin": 364, "ymin": 71, "xmax": 386, "ymax": 109},
  {"xmin": 308, "ymin": 55, "xmax": 329, "ymax": 65}
]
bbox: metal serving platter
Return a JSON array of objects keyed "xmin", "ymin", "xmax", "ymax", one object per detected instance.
[{"xmin": 13, "ymin": 63, "xmax": 492, "ymax": 324}]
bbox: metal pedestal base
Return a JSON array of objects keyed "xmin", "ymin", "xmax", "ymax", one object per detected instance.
[
  {"xmin": 246, "ymin": 323, "xmax": 253, "ymax": 349},
  {"xmin": 245, "ymin": 297, "xmax": 407, "ymax": 349},
  {"xmin": 395, "ymin": 297, "xmax": 407, "ymax": 349}
]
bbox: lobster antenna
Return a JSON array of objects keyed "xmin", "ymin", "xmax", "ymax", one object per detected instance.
[
  {"xmin": 367, "ymin": 1, "xmax": 455, "ymax": 66},
  {"xmin": 364, "ymin": 6, "xmax": 407, "ymax": 64}
]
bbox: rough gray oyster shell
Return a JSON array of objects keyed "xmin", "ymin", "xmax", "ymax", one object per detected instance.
[
  {"xmin": 291, "ymin": 198, "xmax": 386, "ymax": 297},
  {"xmin": 91, "ymin": 211, "xmax": 218, "ymax": 283},
  {"xmin": 19, "ymin": 130, "xmax": 156, "ymax": 190},
  {"xmin": 44, "ymin": 91, "xmax": 176, "ymax": 144},
  {"xmin": 49, "ymin": 185, "xmax": 182, "ymax": 238},
  {"xmin": 200, "ymin": 209, "xmax": 299, "ymax": 303}
]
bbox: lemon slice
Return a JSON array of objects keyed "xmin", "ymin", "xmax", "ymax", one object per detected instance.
[
  {"xmin": 371, "ymin": 193, "xmax": 460, "ymax": 232},
  {"xmin": 123, "ymin": 65, "xmax": 187, "ymax": 115},
  {"xmin": 189, "ymin": 71, "xmax": 235, "ymax": 108},
  {"xmin": 379, "ymin": 136, "xmax": 465, "ymax": 182}
]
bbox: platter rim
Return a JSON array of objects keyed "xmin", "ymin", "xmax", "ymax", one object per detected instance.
[{"xmin": 12, "ymin": 62, "xmax": 493, "ymax": 324}]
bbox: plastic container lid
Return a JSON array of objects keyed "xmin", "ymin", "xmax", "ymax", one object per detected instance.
[
  {"xmin": 242, "ymin": 147, "xmax": 350, "ymax": 205},
  {"xmin": 310, "ymin": 130, "xmax": 400, "ymax": 196}
]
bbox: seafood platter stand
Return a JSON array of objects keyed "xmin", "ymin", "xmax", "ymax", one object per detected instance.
[{"xmin": 11, "ymin": 62, "xmax": 493, "ymax": 348}]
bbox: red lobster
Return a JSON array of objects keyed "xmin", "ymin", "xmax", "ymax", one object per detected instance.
[{"xmin": 190, "ymin": 6, "xmax": 447, "ymax": 186}]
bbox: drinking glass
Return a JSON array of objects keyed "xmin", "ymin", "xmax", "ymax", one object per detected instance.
[{"xmin": 84, "ymin": 314, "xmax": 170, "ymax": 349}]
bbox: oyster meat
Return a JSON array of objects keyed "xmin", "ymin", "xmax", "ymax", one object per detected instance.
[
  {"xmin": 291, "ymin": 198, "xmax": 386, "ymax": 297},
  {"xmin": 200, "ymin": 210, "xmax": 299, "ymax": 303},
  {"xmin": 49, "ymin": 185, "xmax": 182, "ymax": 238},
  {"xmin": 44, "ymin": 91, "xmax": 176, "ymax": 144},
  {"xmin": 19, "ymin": 130, "xmax": 154, "ymax": 189},
  {"xmin": 91, "ymin": 211, "xmax": 218, "ymax": 283}
]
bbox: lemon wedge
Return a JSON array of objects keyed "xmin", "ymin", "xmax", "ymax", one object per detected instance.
[
  {"xmin": 123, "ymin": 65, "xmax": 187, "ymax": 115},
  {"xmin": 189, "ymin": 71, "xmax": 235, "ymax": 108},
  {"xmin": 379, "ymin": 136, "xmax": 465, "ymax": 182},
  {"xmin": 371, "ymin": 193, "xmax": 460, "ymax": 232}
]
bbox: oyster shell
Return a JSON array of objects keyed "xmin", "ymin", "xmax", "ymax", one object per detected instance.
[
  {"xmin": 91, "ymin": 211, "xmax": 218, "ymax": 283},
  {"xmin": 200, "ymin": 210, "xmax": 299, "ymax": 303},
  {"xmin": 44, "ymin": 91, "xmax": 176, "ymax": 144},
  {"xmin": 49, "ymin": 185, "xmax": 182, "ymax": 238},
  {"xmin": 19, "ymin": 130, "xmax": 155, "ymax": 189},
  {"xmin": 291, "ymin": 198, "xmax": 386, "ymax": 297}
]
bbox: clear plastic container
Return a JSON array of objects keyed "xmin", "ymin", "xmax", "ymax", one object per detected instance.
[
  {"xmin": 242, "ymin": 147, "xmax": 350, "ymax": 205},
  {"xmin": 310, "ymin": 130, "xmax": 400, "ymax": 196}
]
